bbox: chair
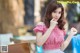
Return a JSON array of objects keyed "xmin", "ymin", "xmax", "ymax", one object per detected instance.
[
  {"xmin": 0, "ymin": 33, "xmax": 13, "ymax": 52},
  {"xmin": 72, "ymin": 34, "xmax": 80, "ymax": 53}
]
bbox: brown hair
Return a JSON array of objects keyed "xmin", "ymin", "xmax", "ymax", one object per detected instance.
[{"xmin": 43, "ymin": 1, "xmax": 66, "ymax": 30}]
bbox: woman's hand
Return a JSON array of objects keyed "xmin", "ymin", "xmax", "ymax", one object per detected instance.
[
  {"xmin": 49, "ymin": 18, "xmax": 58, "ymax": 28},
  {"xmin": 70, "ymin": 27, "xmax": 78, "ymax": 36}
]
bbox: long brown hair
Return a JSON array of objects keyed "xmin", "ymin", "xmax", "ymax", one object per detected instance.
[{"xmin": 43, "ymin": 1, "xmax": 66, "ymax": 30}]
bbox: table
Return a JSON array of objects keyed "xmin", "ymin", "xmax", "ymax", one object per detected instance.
[{"xmin": 10, "ymin": 35, "xmax": 36, "ymax": 53}]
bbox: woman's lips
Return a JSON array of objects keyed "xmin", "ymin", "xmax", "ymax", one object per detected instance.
[{"xmin": 54, "ymin": 18, "xmax": 58, "ymax": 20}]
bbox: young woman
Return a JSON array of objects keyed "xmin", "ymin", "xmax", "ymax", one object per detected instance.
[{"xmin": 33, "ymin": 1, "xmax": 77, "ymax": 53}]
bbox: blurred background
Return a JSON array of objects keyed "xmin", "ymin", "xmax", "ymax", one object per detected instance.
[{"xmin": 0, "ymin": 0, "xmax": 80, "ymax": 53}]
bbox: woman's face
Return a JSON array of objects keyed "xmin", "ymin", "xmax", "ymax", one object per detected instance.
[{"xmin": 51, "ymin": 7, "xmax": 62, "ymax": 21}]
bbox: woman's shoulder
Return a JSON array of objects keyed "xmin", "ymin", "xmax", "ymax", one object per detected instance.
[
  {"xmin": 33, "ymin": 22, "xmax": 46, "ymax": 33},
  {"xmin": 37, "ymin": 22, "xmax": 45, "ymax": 26}
]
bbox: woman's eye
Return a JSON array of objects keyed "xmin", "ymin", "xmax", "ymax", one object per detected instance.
[
  {"xmin": 53, "ymin": 11, "xmax": 61, "ymax": 14},
  {"xmin": 59, "ymin": 12, "xmax": 61, "ymax": 14}
]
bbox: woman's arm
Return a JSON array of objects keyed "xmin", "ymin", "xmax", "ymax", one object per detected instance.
[
  {"xmin": 36, "ymin": 19, "xmax": 58, "ymax": 46},
  {"xmin": 60, "ymin": 27, "xmax": 77, "ymax": 51},
  {"xmin": 36, "ymin": 27, "xmax": 54, "ymax": 46}
]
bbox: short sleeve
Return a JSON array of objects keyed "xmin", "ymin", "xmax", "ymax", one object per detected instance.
[{"xmin": 33, "ymin": 22, "xmax": 45, "ymax": 34}]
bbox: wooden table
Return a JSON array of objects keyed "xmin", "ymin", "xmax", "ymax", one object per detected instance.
[{"xmin": 9, "ymin": 35, "xmax": 36, "ymax": 53}]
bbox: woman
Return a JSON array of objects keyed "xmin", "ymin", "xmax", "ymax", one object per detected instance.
[{"xmin": 33, "ymin": 1, "xmax": 77, "ymax": 53}]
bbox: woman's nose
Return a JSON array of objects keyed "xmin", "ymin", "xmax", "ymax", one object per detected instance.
[{"xmin": 56, "ymin": 13, "xmax": 59, "ymax": 17}]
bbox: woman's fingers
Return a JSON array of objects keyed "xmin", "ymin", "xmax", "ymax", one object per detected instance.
[
  {"xmin": 71, "ymin": 27, "xmax": 78, "ymax": 34},
  {"xmin": 50, "ymin": 19, "xmax": 58, "ymax": 25},
  {"xmin": 52, "ymin": 18, "xmax": 57, "ymax": 21}
]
